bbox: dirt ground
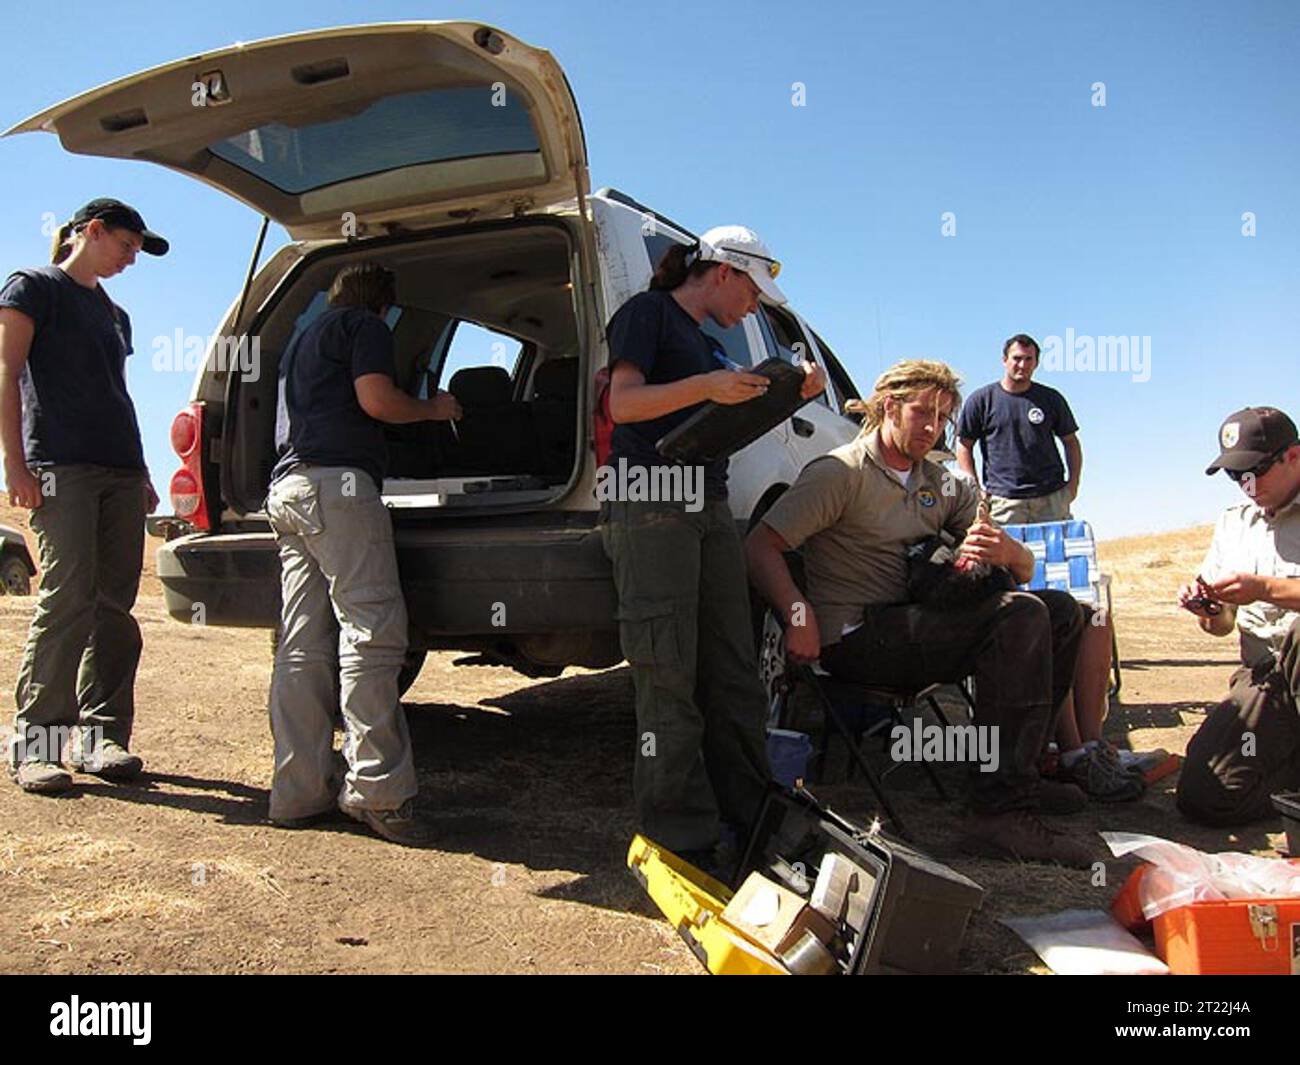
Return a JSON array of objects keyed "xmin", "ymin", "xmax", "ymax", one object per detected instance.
[{"xmin": 0, "ymin": 503, "xmax": 1291, "ymax": 975}]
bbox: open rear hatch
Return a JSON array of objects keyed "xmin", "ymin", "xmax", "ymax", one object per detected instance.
[{"xmin": 5, "ymin": 21, "xmax": 590, "ymax": 236}]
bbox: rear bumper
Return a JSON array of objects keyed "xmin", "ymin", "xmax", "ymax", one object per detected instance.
[{"xmin": 155, "ymin": 522, "xmax": 620, "ymax": 637}]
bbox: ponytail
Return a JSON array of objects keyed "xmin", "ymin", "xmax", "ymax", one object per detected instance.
[
  {"xmin": 649, "ymin": 243, "xmax": 717, "ymax": 292},
  {"xmin": 50, "ymin": 222, "xmax": 76, "ymax": 264}
]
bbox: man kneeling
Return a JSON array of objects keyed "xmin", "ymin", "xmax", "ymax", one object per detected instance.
[
  {"xmin": 1176, "ymin": 406, "xmax": 1300, "ymax": 825},
  {"xmin": 746, "ymin": 359, "xmax": 1093, "ymax": 866}
]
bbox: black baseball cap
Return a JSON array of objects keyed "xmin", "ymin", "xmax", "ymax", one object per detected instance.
[
  {"xmin": 1205, "ymin": 406, "xmax": 1299, "ymax": 475},
  {"xmin": 70, "ymin": 198, "xmax": 168, "ymax": 256}
]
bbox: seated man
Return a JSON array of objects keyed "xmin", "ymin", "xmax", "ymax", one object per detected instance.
[
  {"xmin": 746, "ymin": 359, "xmax": 1092, "ymax": 866},
  {"xmin": 1176, "ymin": 406, "xmax": 1300, "ymax": 825}
]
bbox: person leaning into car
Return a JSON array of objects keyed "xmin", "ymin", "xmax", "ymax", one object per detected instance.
[
  {"xmin": 265, "ymin": 263, "xmax": 461, "ymax": 846},
  {"xmin": 1, "ymin": 198, "xmax": 167, "ymax": 795},
  {"xmin": 602, "ymin": 226, "xmax": 824, "ymax": 872}
]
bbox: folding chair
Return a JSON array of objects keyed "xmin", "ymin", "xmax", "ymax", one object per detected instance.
[
  {"xmin": 1001, "ymin": 519, "xmax": 1122, "ymax": 696},
  {"xmin": 769, "ymin": 657, "xmax": 971, "ymax": 841}
]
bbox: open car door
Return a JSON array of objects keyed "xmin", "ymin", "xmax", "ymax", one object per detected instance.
[{"xmin": 5, "ymin": 21, "xmax": 590, "ymax": 239}]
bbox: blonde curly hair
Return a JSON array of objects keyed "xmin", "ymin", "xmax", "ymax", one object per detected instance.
[{"xmin": 845, "ymin": 359, "xmax": 963, "ymax": 437}]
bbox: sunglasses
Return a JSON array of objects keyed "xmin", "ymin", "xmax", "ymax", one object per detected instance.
[
  {"xmin": 1225, "ymin": 444, "xmax": 1292, "ymax": 483},
  {"xmin": 716, "ymin": 247, "xmax": 782, "ymax": 279}
]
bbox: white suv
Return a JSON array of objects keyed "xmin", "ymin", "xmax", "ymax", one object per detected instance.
[{"xmin": 9, "ymin": 21, "xmax": 864, "ymax": 682}]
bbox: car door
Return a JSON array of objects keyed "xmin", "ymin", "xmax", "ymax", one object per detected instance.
[{"xmin": 6, "ymin": 21, "xmax": 591, "ymax": 238}]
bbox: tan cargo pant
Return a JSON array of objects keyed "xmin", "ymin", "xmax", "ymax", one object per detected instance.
[
  {"xmin": 988, "ymin": 486, "xmax": 1073, "ymax": 526},
  {"xmin": 265, "ymin": 467, "xmax": 416, "ymax": 821}
]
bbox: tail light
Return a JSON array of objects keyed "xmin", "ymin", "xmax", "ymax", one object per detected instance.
[{"xmin": 168, "ymin": 403, "xmax": 211, "ymax": 531}]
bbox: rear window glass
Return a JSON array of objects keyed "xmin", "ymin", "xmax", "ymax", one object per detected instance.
[{"xmin": 210, "ymin": 86, "xmax": 541, "ymax": 194}]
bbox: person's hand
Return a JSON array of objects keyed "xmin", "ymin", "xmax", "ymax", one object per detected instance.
[
  {"xmin": 1177, "ymin": 579, "xmax": 1221, "ymax": 618},
  {"xmin": 1208, "ymin": 571, "xmax": 1269, "ymax": 606},
  {"xmin": 428, "ymin": 390, "xmax": 463, "ymax": 422},
  {"xmin": 144, "ymin": 481, "xmax": 159, "ymax": 515},
  {"xmin": 704, "ymin": 369, "xmax": 769, "ymax": 405},
  {"xmin": 783, "ymin": 602, "xmax": 822, "ymax": 665},
  {"xmin": 799, "ymin": 362, "xmax": 827, "ymax": 401},
  {"xmin": 957, "ymin": 519, "xmax": 1016, "ymax": 568},
  {"xmin": 1067, "ymin": 483, "xmax": 1080, "ymax": 503},
  {"xmin": 5, "ymin": 458, "xmax": 42, "ymax": 510}
]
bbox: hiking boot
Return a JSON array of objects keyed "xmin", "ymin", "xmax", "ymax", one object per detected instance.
[
  {"xmin": 1036, "ymin": 779, "xmax": 1087, "ymax": 815},
  {"xmin": 70, "ymin": 742, "xmax": 143, "ymax": 782},
  {"xmin": 10, "ymin": 761, "xmax": 73, "ymax": 795},
  {"xmin": 962, "ymin": 809, "xmax": 1097, "ymax": 868},
  {"xmin": 340, "ymin": 799, "xmax": 434, "ymax": 847},
  {"xmin": 1064, "ymin": 746, "xmax": 1145, "ymax": 802}
]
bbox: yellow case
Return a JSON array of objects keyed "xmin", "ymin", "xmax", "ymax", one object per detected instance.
[{"xmin": 627, "ymin": 835, "xmax": 788, "ymax": 976}]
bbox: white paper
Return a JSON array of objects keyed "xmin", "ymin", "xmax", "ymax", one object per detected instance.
[{"xmin": 1001, "ymin": 908, "xmax": 1169, "ymax": 975}]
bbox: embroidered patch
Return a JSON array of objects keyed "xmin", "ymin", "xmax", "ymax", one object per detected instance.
[
  {"xmin": 1221, "ymin": 421, "xmax": 1240, "ymax": 448},
  {"xmin": 917, "ymin": 487, "xmax": 937, "ymax": 508}
]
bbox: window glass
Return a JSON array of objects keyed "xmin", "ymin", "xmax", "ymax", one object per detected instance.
[
  {"xmin": 211, "ymin": 86, "xmax": 541, "ymax": 194},
  {"xmin": 435, "ymin": 320, "xmax": 524, "ymax": 391}
]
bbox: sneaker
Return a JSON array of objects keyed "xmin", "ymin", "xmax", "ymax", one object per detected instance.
[
  {"xmin": 963, "ymin": 809, "xmax": 1097, "ymax": 868},
  {"xmin": 1036, "ymin": 779, "xmax": 1087, "ymax": 815},
  {"xmin": 9, "ymin": 761, "xmax": 73, "ymax": 794},
  {"xmin": 340, "ymin": 799, "xmax": 434, "ymax": 847},
  {"xmin": 1065, "ymin": 746, "xmax": 1145, "ymax": 802},
  {"xmin": 69, "ymin": 743, "xmax": 143, "ymax": 782}
]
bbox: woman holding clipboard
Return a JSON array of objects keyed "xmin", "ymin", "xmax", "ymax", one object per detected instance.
[{"xmin": 601, "ymin": 225, "xmax": 824, "ymax": 873}]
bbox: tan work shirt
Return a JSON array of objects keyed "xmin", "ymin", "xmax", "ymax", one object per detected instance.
[
  {"xmin": 1201, "ymin": 494, "xmax": 1300, "ymax": 667},
  {"xmin": 761, "ymin": 429, "xmax": 979, "ymax": 647}
]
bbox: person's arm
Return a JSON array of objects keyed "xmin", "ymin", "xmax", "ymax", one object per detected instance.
[
  {"xmin": 955, "ymin": 437, "xmax": 979, "ymax": 484},
  {"xmin": 0, "ymin": 308, "xmax": 42, "ymax": 509},
  {"xmin": 354, "ymin": 374, "xmax": 461, "ymax": 425},
  {"xmin": 607, "ymin": 361, "xmax": 770, "ymax": 423},
  {"xmin": 1062, "ymin": 432, "xmax": 1082, "ymax": 501},
  {"xmin": 745, "ymin": 522, "xmax": 821, "ymax": 663}
]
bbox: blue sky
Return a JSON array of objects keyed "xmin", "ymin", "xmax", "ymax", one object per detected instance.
[{"xmin": 1, "ymin": 0, "xmax": 1296, "ymax": 537}]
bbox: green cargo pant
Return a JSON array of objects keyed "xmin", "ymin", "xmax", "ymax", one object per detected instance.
[
  {"xmin": 601, "ymin": 498, "xmax": 771, "ymax": 852},
  {"xmin": 11, "ymin": 464, "xmax": 147, "ymax": 766}
]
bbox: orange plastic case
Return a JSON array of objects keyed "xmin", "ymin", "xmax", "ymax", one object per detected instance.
[{"xmin": 1111, "ymin": 864, "xmax": 1300, "ymax": 975}]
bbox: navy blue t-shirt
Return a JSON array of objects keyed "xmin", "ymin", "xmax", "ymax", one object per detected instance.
[
  {"xmin": 271, "ymin": 306, "xmax": 396, "ymax": 491},
  {"xmin": 606, "ymin": 289, "xmax": 728, "ymax": 499},
  {"xmin": 956, "ymin": 381, "xmax": 1079, "ymax": 499},
  {"xmin": 0, "ymin": 266, "xmax": 146, "ymax": 470}
]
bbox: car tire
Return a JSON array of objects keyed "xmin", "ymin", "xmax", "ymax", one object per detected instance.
[
  {"xmin": 756, "ymin": 605, "xmax": 788, "ymax": 731},
  {"xmin": 0, "ymin": 555, "xmax": 31, "ymax": 596}
]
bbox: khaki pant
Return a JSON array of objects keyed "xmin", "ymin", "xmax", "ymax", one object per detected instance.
[
  {"xmin": 988, "ymin": 486, "xmax": 1073, "ymax": 526},
  {"xmin": 1176, "ymin": 619, "xmax": 1300, "ymax": 826},
  {"xmin": 11, "ymin": 464, "xmax": 146, "ymax": 766},
  {"xmin": 601, "ymin": 499, "xmax": 771, "ymax": 852},
  {"xmin": 265, "ymin": 467, "xmax": 416, "ymax": 821}
]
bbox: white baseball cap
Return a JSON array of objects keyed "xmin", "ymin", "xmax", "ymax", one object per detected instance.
[{"xmin": 690, "ymin": 225, "xmax": 788, "ymax": 305}]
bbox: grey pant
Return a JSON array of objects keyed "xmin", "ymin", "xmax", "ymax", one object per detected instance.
[
  {"xmin": 265, "ymin": 467, "xmax": 417, "ymax": 821},
  {"xmin": 989, "ymin": 487, "xmax": 1073, "ymax": 526},
  {"xmin": 11, "ymin": 464, "xmax": 146, "ymax": 766}
]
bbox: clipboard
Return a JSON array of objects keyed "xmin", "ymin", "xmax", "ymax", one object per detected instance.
[{"xmin": 656, "ymin": 357, "xmax": 809, "ymax": 464}]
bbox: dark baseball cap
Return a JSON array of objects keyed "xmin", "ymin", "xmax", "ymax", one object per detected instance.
[
  {"xmin": 70, "ymin": 198, "xmax": 168, "ymax": 256},
  {"xmin": 1205, "ymin": 406, "xmax": 1299, "ymax": 475}
]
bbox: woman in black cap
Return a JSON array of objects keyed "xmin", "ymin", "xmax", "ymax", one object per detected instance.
[{"xmin": 0, "ymin": 197, "xmax": 168, "ymax": 793}]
